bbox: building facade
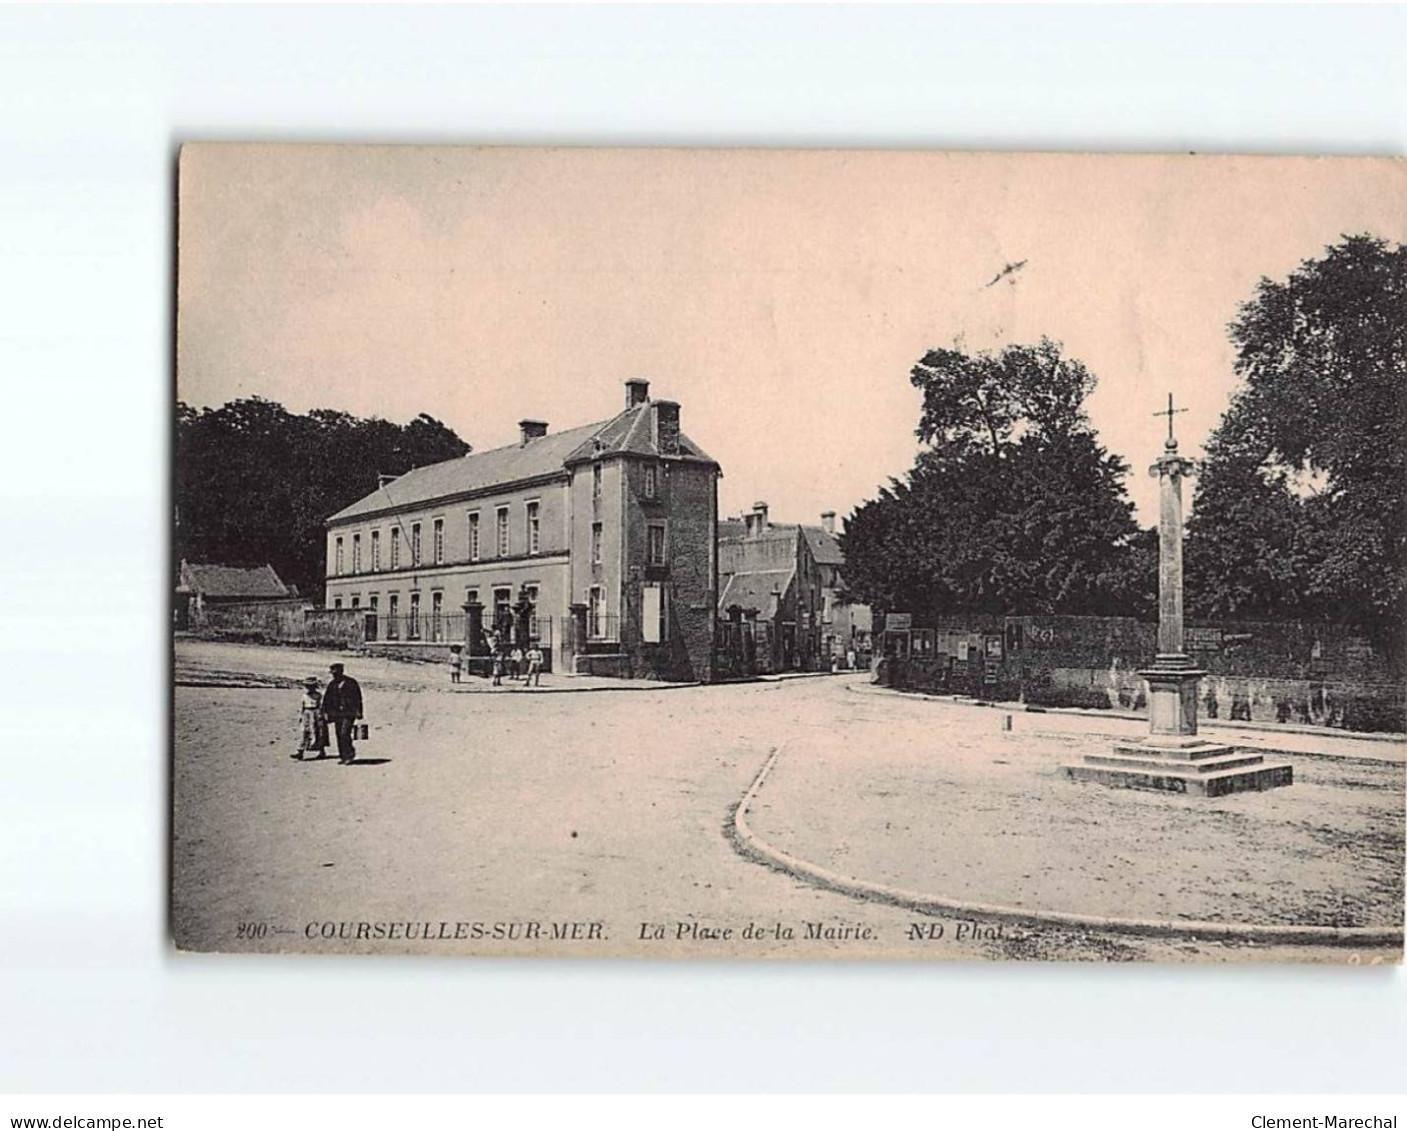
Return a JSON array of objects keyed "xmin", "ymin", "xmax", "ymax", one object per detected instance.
[
  {"xmin": 323, "ymin": 380, "xmax": 719, "ymax": 682},
  {"xmin": 716, "ymin": 503, "xmax": 870, "ymax": 673}
]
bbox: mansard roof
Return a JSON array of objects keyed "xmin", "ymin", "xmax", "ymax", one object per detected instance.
[{"xmin": 329, "ymin": 403, "xmax": 717, "ymax": 524}]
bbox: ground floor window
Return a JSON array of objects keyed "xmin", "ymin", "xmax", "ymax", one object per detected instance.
[
  {"xmin": 431, "ymin": 590, "xmax": 443, "ymax": 641},
  {"xmin": 641, "ymin": 583, "xmax": 665, "ymax": 643},
  {"xmin": 409, "ymin": 592, "xmax": 421, "ymax": 639},
  {"xmin": 588, "ymin": 586, "xmax": 604, "ymax": 638}
]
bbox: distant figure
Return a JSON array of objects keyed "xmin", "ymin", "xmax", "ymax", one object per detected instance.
[
  {"xmin": 294, "ymin": 677, "xmax": 328, "ymax": 761},
  {"xmin": 491, "ymin": 644, "xmax": 504, "ymax": 687},
  {"xmin": 846, "ymin": 647, "xmax": 856, "ymax": 672},
  {"xmin": 510, "ymin": 645, "xmax": 524, "ymax": 681},
  {"xmin": 525, "ymin": 643, "xmax": 543, "ymax": 687},
  {"xmin": 449, "ymin": 644, "xmax": 463, "ymax": 685},
  {"xmin": 322, "ymin": 662, "xmax": 365, "ymax": 765}
]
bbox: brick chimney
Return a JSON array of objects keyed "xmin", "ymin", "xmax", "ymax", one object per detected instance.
[
  {"xmin": 821, "ymin": 511, "xmax": 836, "ymax": 535},
  {"xmin": 625, "ymin": 378, "xmax": 650, "ymax": 409},
  {"xmin": 652, "ymin": 400, "xmax": 680, "ymax": 456},
  {"xmin": 519, "ymin": 419, "xmax": 548, "ymax": 444}
]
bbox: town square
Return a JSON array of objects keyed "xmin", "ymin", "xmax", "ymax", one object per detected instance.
[
  {"xmin": 172, "ymin": 636, "xmax": 1403, "ymax": 963},
  {"xmin": 171, "ymin": 145, "xmax": 1406, "ymax": 964}
]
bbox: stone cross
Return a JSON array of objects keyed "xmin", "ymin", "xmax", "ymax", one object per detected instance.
[{"xmin": 1060, "ymin": 394, "xmax": 1293, "ymax": 793}]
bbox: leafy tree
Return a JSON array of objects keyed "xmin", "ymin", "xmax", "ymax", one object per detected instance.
[
  {"xmin": 842, "ymin": 338, "xmax": 1151, "ymax": 619},
  {"xmin": 1186, "ymin": 235, "xmax": 1407, "ymax": 641},
  {"xmin": 175, "ymin": 398, "xmax": 471, "ymax": 601}
]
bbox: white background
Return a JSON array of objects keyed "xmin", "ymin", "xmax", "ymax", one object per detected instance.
[{"xmin": 1, "ymin": 4, "xmax": 1404, "ymax": 1094}]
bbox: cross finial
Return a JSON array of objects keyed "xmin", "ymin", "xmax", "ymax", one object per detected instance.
[{"xmin": 1153, "ymin": 392, "xmax": 1188, "ymax": 450}]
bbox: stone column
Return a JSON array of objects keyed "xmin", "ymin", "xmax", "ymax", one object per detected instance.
[
  {"xmin": 1154, "ymin": 439, "xmax": 1194, "ymax": 664},
  {"xmin": 463, "ymin": 599, "xmax": 484, "ymax": 657},
  {"xmin": 1141, "ymin": 435, "xmax": 1203, "ymax": 743},
  {"xmin": 566, "ymin": 602, "xmax": 589, "ymax": 674}
]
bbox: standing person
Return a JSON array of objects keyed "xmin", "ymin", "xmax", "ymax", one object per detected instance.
[
  {"xmin": 448, "ymin": 644, "xmax": 463, "ymax": 685},
  {"xmin": 322, "ymin": 662, "xmax": 364, "ymax": 765},
  {"xmin": 510, "ymin": 644, "xmax": 524, "ymax": 681},
  {"xmin": 525, "ymin": 642, "xmax": 543, "ymax": 687},
  {"xmin": 294, "ymin": 677, "xmax": 328, "ymax": 760},
  {"xmin": 490, "ymin": 641, "xmax": 504, "ymax": 687}
]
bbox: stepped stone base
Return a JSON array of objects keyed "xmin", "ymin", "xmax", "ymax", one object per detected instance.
[{"xmin": 1064, "ymin": 739, "xmax": 1293, "ymax": 798}]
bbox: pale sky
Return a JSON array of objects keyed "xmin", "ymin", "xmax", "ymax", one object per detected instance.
[{"xmin": 177, "ymin": 146, "xmax": 1405, "ymax": 526}]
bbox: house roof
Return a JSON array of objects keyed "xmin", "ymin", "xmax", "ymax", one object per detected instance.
[
  {"xmin": 181, "ymin": 561, "xmax": 291, "ymax": 600},
  {"xmin": 718, "ymin": 567, "xmax": 795, "ymax": 619},
  {"xmin": 800, "ymin": 524, "xmax": 845, "ymax": 566},
  {"xmin": 329, "ymin": 403, "xmax": 717, "ymax": 524}
]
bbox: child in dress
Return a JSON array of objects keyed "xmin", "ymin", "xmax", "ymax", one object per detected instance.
[
  {"xmin": 294, "ymin": 676, "xmax": 329, "ymax": 760},
  {"xmin": 449, "ymin": 644, "xmax": 463, "ymax": 684}
]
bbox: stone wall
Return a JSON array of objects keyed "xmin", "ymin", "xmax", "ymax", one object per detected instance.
[
  {"xmin": 194, "ymin": 600, "xmax": 367, "ymax": 649},
  {"xmin": 881, "ymin": 613, "xmax": 1404, "ymax": 733},
  {"xmin": 195, "ymin": 598, "xmax": 311, "ymax": 642}
]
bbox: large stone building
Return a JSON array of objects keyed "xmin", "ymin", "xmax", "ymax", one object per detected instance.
[
  {"xmin": 324, "ymin": 380, "xmax": 720, "ymax": 682},
  {"xmin": 717, "ymin": 503, "xmax": 871, "ymax": 674}
]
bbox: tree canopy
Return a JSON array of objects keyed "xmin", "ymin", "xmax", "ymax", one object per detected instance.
[
  {"xmin": 175, "ymin": 398, "xmax": 470, "ymax": 600},
  {"xmin": 1185, "ymin": 234, "xmax": 1407, "ymax": 640},
  {"xmin": 842, "ymin": 338, "xmax": 1152, "ymax": 619}
]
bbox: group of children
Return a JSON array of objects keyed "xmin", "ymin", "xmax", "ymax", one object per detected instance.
[{"xmin": 448, "ymin": 636, "xmax": 544, "ymax": 688}]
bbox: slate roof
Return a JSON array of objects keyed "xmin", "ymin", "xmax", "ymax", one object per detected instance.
[
  {"xmin": 800, "ymin": 524, "xmax": 845, "ymax": 566},
  {"xmin": 720, "ymin": 518, "xmax": 845, "ymax": 568},
  {"xmin": 718, "ymin": 568, "xmax": 795, "ymax": 619},
  {"xmin": 180, "ymin": 561, "xmax": 291, "ymax": 600},
  {"xmin": 329, "ymin": 404, "xmax": 717, "ymax": 524}
]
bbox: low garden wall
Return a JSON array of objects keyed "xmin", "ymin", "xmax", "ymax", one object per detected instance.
[{"xmin": 879, "ymin": 613, "xmax": 1404, "ymax": 733}]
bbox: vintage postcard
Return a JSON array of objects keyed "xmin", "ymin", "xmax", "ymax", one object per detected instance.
[{"xmin": 173, "ymin": 145, "xmax": 1405, "ymax": 962}]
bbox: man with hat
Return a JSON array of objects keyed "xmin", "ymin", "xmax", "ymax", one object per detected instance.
[{"xmin": 322, "ymin": 662, "xmax": 365, "ymax": 765}]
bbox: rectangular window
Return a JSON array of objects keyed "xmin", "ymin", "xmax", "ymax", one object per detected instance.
[
  {"xmin": 642, "ymin": 583, "xmax": 662, "ymax": 643},
  {"xmin": 592, "ymin": 463, "xmax": 602, "ymax": 500},
  {"xmin": 493, "ymin": 587, "xmax": 512, "ymax": 635},
  {"xmin": 334, "ymin": 537, "xmax": 344, "ymax": 576},
  {"xmin": 351, "ymin": 595, "xmax": 360, "ymax": 610},
  {"xmin": 431, "ymin": 590, "xmax": 443, "ymax": 641},
  {"xmin": 465, "ymin": 587, "xmax": 478, "ymax": 609},
  {"xmin": 433, "ymin": 518, "xmax": 444, "ymax": 564},
  {"xmin": 591, "ymin": 522, "xmax": 602, "ymax": 564},
  {"xmin": 391, "ymin": 527, "xmax": 400, "ymax": 569},
  {"xmin": 387, "ymin": 594, "xmax": 399, "ymax": 639},
  {"xmin": 496, "ymin": 507, "xmax": 509, "ymax": 557},
  {"xmin": 468, "ymin": 512, "xmax": 480, "ymax": 561},
  {"xmin": 647, "ymin": 524, "xmax": 666, "ymax": 566},
  {"xmin": 644, "ymin": 464, "xmax": 657, "ymax": 500},
  {"xmin": 333, "ymin": 597, "xmax": 342, "ymax": 610},
  {"xmin": 369, "ymin": 595, "xmax": 378, "ymax": 611},
  {"xmin": 352, "ymin": 533, "xmax": 361, "ymax": 574},
  {"xmin": 409, "ymin": 592, "xmax": 421, "ymax": 639},
  {"xmin": 526, "ymin": 501, "xmax": 540, "ymax": 555},
  {"xmin": 411, "ymin": 523, "xmax": 422, "ymax": 567},
  {"xmin": 371, "ymin": 529, "xmax": 380, "ymax": 571},
  {"xmin": 588, "ymin": 586, "xmax": 604, "ymax": 638}
]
